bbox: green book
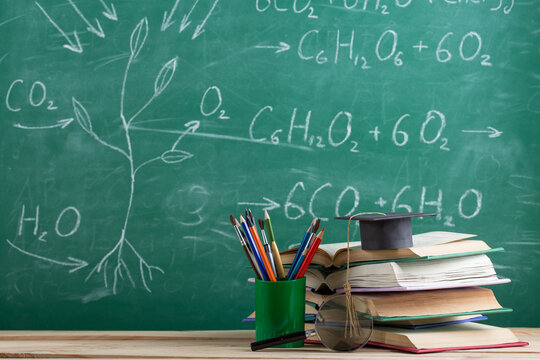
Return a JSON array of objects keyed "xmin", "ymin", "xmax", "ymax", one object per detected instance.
[{"xmin": 372, "ymin": 308, "xmax": 513, "ymax": 322}]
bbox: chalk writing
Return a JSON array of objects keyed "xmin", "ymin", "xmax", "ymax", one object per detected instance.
[
  {"xmin": 6, "ymin": 79, "xmax": 60, "ymax": 112},
  {"xmin": 17, "ymin": 204, "xmax": 82, "ymax": 241},
  {"xmin": 249, "ymin": 106, "xmax": 456, "ymax": 152},
  {"xmin": 256, "ymin": 181, "xmax": 485, "ymax": 224},
  {"xmin": 200, "ymin": 86, "xmax": 229, "ymax": 119},
  {"xmin": 256, "ymin": 0, "xmax": 318, "ymax": 19},
  {"xmin": 324, "ymin": 0, "xmax": 514, "ymax": 15},
  {"xmin": 292, "ymin": 28, "xmax": 494, "ymax": 68},
  {"xmin": 55, "ymin": 206, "xmax": 81, "ymax": 238}
]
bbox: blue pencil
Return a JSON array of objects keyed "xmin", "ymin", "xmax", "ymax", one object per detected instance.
[
  {"xmin": 288, "ymin": 235, "xmax": 313, "ymax": 279},
  {"xmin": 240, "ymin": 215, "xmax": 269, "ymax": 281},
  {"xmin": 286, "ymin": 220, "xmax": 315, "ymax": 279}
]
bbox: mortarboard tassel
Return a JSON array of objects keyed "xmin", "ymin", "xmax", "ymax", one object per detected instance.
[{"xmin": 344, "ymin": 212, "xmax": 386, "ymax": 339}]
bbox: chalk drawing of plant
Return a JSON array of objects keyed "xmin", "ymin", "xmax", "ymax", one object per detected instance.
[{"xmin": 76, "ymin": 17, "xmax": 198, "ymax": 294}]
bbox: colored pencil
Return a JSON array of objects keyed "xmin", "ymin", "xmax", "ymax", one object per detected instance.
[
  {"xmin": 295, "ymin": 228, "xmax": 325, "ymax": 279},
  {"xmin": 246, "ymin": 209, "xmax": 276, "ymax": 281},
  {"xmin": 289, "ymin": 218, "xmax": 320, "ymax": 279},
  {"xmin": 288, "ymin": 240, "xmax": 310, "ymax": 280},
  {"xmin": 286, "ymin": 219, "xmax": 316, "ymax": 279},
  {"xmin": 288, "ymin": 219, "xmax": 321, "ymax": 279},
  {"xmin": 258, "ymin": 218, "xmax": 277, "ymax": 277},
  {"xmin": 240, "ymin": 215, "xmax": 269, "ymax": 281},
  {"xmin": 230, "ymin": 215, "xmax": 262, "ymax": 280},
  {"xmin": 264, "ymin": 210, "xmax": 286, "ymax": 278}
]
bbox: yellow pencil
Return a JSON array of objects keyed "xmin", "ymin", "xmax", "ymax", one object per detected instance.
[{"xmin": 264, "ymin": 210, "xmax": 286, "ymax": 278}]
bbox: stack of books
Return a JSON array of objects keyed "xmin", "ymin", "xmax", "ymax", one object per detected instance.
[{"xmin": 276, "ymin": 231, "xmax": 528, "ymax": 353}]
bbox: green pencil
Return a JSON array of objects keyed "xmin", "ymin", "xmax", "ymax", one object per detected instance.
[{"xmin": 264, "ymin": 210, "xmax": 286, "ymax": 278}]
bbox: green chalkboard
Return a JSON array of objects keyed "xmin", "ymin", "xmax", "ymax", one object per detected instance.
[{"xmin": 1, "ymin": 0, "xmax": 539, "ymax": 330}]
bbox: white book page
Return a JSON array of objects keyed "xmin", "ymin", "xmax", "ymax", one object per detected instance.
[
  {"xmin": 411, "ymin": 231, "xmax": 476, "ymax": 247},
  {"xmin": 318, "ymin": 232, "xmax": 477, "ymax": 257},
  {"xmin": 318, "ymin": 241, "xmax": 362, "ymax": 258}
]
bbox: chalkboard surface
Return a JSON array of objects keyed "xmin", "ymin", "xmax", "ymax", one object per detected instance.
[{"xmin": 1, "ymin": 0, "xmax": 539, "ymax": 330}]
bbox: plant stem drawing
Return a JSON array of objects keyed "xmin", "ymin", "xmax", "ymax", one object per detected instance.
[{"xmin": 71, "ymin": 17, "xmax": 196, "ymax": 294}]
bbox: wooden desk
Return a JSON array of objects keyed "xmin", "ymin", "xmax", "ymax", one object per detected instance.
[{"xmin": 0, "ymin": 329, "xmax": 538, "ymax": 359}]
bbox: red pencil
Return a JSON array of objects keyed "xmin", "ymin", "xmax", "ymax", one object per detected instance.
[{"xmin": 295, "ymin": 228, "xmax": 324, "ymax": 279}]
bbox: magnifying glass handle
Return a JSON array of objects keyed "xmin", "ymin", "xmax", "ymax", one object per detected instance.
[{"xmin": 251, "ymin": 330, "xmax": 314, "ymax": 351}]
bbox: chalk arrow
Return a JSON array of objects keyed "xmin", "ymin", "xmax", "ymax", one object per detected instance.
[
  {"xmin": 192, "ymin": 0, "xmax": 219, "ymax": 40},
  {"xmin": 161, "ymin": 0, "xmax": 181, "ymax": 31},
  {"xmin": 69, "ymin": 0, "xmax": 105, "ymax": 38},
  {"xmin": 238, "ymin": 197, "xmax": 280, "ymax": 211},
  {"xmin": 179, "ymin": 0, "xmax": 200, "ymax": 33},
  {"xmin": 35, "ymin": 2, "xmax": 83, "ymax": 53},
  {"xmin": 99, "ymin": 0, "xmax": 117, "ymax": 21},
  {"xmin": 255, "ymin": 42, "xmax": 291, "ymax": 53},
  {"xmin": 13, "ymin": 118, "xmax": 75, "ymax": 130},
  {"xmin": 6, "ymin": 239, "xmax": 88, "ymax": 273},
  {"xmin": 171, "ymin": 120, "xmax": 200, "ymax": 150},
  {"xmin": 461, "ymin": 126, "xmax": 503, "ymax": 138}
]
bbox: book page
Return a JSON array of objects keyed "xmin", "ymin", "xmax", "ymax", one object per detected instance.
[
  {"xmin": 412, "ymin": 240, "xmax": 490, "ymax": 257},
  {"xmin": 371, "ymin": 323, "xmax": 518, "ymax": 349},
  {"xmin": 319, "ymin": 232, "xmax": 476, "ymax": 258},
  {"xmin": 412, "ymin": 231, "xmax": 477, "ymax": 247},
  {"xmin": 318, "ymin": 241, "xmax": 363, "ymax": 258}
]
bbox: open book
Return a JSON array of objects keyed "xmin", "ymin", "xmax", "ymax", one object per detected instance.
[
  {"xmin": 280, "ymin": 231, "xmax": 495, "ymax": 268},
  {"xmin": 306, "ymin": 323, "xmax": 527, "ymax": 353},
  {"xmin": 303, "ymin": 254, "xmax": 507, "ymax": 292},
  {"xmin": 368, "ymin": 322, "xmax": 526, "ymax": 353}
]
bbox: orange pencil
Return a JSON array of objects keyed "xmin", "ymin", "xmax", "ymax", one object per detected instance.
[
  {"xmin": 295, "ymin": 228, "xmax": 324, "ymax": 279},
  {"xmin": 246, "ymin": 209, "xmax": 276, "ymax": 281}
]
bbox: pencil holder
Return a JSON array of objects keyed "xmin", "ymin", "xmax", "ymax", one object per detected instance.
[{"xmin": 255, "ymin": 277, "xmax": 306, "ymax": 348}]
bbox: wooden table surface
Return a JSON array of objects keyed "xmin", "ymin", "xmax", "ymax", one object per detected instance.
[{"xmin": 0, "ymin": 329, "xmax": 538, "ymax": 359}]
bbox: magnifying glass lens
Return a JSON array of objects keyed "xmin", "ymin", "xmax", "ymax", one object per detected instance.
[
  {"xmin": 315, "ymin": 294, "xmax": 373, "ymax": 352},
  {"xmin": 250, "ymin": 294, "xmax": 372, "ymax": 352}
]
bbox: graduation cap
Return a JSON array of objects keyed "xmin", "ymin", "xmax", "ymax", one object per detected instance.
[{"xmin": 334, "ymin": 212, "xmax": 436, "ymax": 250}]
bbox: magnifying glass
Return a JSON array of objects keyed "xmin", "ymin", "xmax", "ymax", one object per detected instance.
[{"xmin": 251, "ymin": 294, "xmax": 373, "ymax": 352}]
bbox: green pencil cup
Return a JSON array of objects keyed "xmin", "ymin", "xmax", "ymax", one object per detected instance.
[{"xmin": 255, "ymin": 277, "xmax": 306, "ymax": 348}]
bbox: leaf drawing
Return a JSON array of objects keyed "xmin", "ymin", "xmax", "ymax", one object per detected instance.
[
  {"xmin": 154, "ymin": 57, "xmax": 178, "ymax": 96},
  {"xmin": 130, "ymin": 17, "xmax": 148, "ymax": 58},
  {"xmin": 72, "ymin": 97, "xmax": 92, "ymax": 134},
  {"xmin": 161, "ymin": 149, "xmax": 193, "ymax": 164}
]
